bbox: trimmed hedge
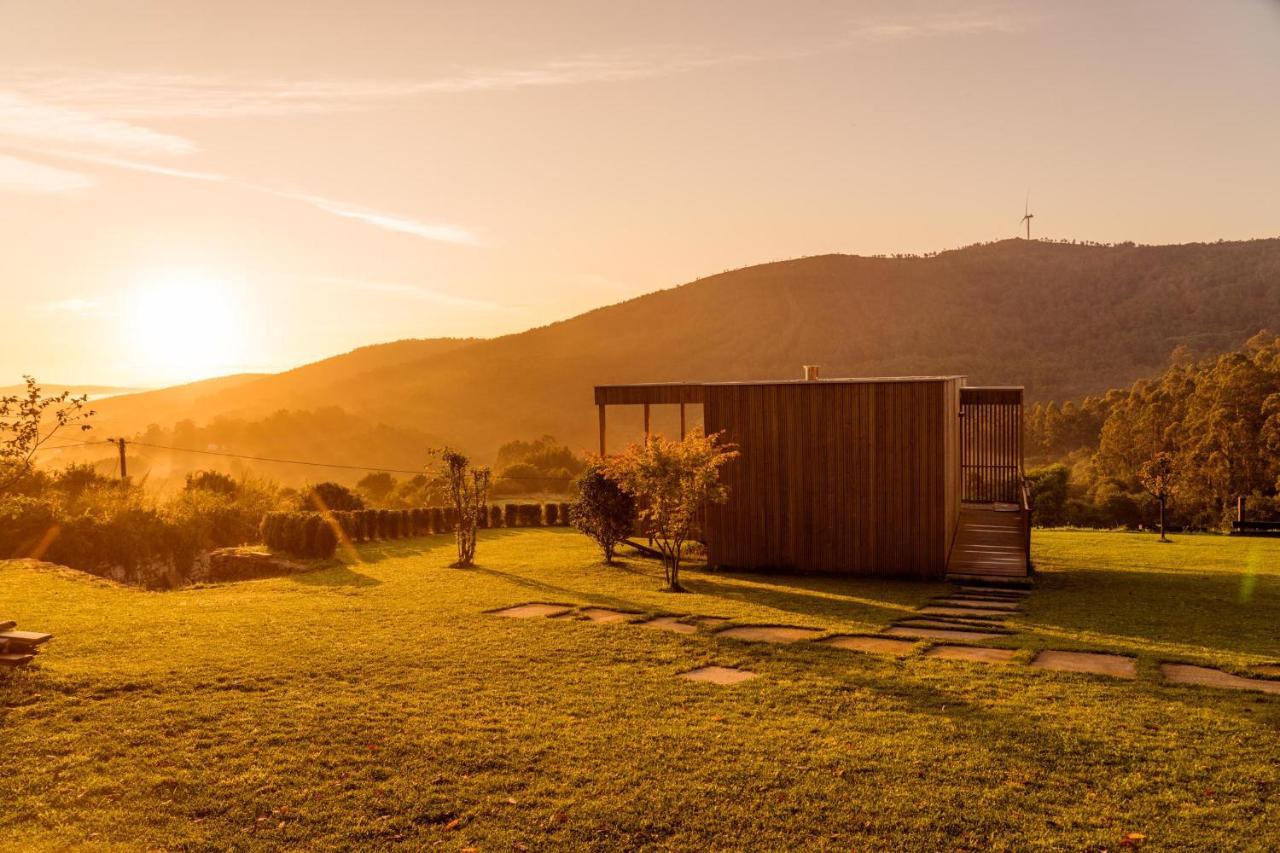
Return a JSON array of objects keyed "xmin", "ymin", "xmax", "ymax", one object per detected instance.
[{"xmin": 260, "ymin": 502, "xmax": 572, "ymax": 555}]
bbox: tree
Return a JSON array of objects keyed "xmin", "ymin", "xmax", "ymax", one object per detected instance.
[
  {"xmin": 185, "ymin": 470, "xmax": 238, "ymax": 496},
  {"xmin": 0, "ymin": 376, "xmax": 94, "ymax": 491},
  {"xmin": 569, "ymin": 462, "xmax": 635, "ymax": 564},
  {"xmin": 602, "ymin": 430, "xmax": 738, "ymax": 592},
  {"xmin": 1138, "ymin": 451, "xmax": 1178, "ymax": 542},
  {"xmin": 436, "ymin": 448, "xmax": 491, "ymax": 567},
  {"xmin": 356, "ymin": 471, "xmax": 398, "ymax": 504},
  {"xmin": 298, "ymin": 481, "xmax": 365, "ymax": 512}
]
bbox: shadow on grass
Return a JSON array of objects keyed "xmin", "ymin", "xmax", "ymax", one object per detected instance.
[
  {"xmin": 1027, "ymin": 567, "xmax": 1280, "ymax": 659},
  {"xmin": 683, "ymin": 571, "xmax": 937, "ymax": 626},
  {"xmin": 288, "ymin": 564, "xmax": 382, "ymax": 588},
  {"xmin": 472, "ymin": 566, "xmax": 656, "ymax": 614}
]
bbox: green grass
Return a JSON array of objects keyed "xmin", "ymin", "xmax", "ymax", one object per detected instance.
[{"xmin": 2, "ymin": 528, "xmax": 1278, "ymax": 850}]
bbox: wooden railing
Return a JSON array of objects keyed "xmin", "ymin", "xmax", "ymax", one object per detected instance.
[{"xmin": 960, "ymin": 387, "xmax": 1024, "ymax": 504}]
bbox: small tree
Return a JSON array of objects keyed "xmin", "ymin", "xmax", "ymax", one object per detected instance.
[
  {"xmin": 569, "ymin": 462, "xmax": 635, "ymax": 564},
  {"xmin": 356, "ymin": 471, "xmax": 397, "ymax": 504},
  {"xmin": 298, "ymin": 481, "xmax": 365, "ymax": 512},
  {"xmin": 1139, "ymin": 451, "xmax": 1178, "ymax": 542},
  {"xmin": 602, "ymin": 430, "xmax": 738, "ymax": 591},
  {"xmin": 0, "ymin": 376, "xmax": 94, "ymax": 491},
  {"xmin": 436, "ymin": 448, "xmax": 491, "ymax": 567}
]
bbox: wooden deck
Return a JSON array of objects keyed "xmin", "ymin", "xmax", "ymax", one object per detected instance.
[{"xmin": 946, "ymin": 504, "xmax": 1031, "ymax": 585}]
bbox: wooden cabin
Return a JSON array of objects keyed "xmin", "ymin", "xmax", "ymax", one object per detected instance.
[{"xmin": 593, "ymin": 372, "xmax": 1030, "ymax": 584}]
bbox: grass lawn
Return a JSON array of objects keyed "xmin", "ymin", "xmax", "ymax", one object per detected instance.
[{"xmin": 2, "ymin": 528, "xmax": 1278, "ymax": 850}]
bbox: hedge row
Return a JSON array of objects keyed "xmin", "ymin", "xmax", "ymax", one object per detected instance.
[{"xmin": 260, "ymin": 503, "xmax": 573, "ymax": 557}]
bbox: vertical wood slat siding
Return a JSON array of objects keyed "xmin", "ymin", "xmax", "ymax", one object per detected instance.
[
  {"xmin": 704, "ymin": 378, "xmax": 961, "ymax": 579},
  {"xmin": 959, "ymin": 387, "xmax": 1023, "ymax": 504}
]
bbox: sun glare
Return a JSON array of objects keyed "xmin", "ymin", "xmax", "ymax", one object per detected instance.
[{"xmin": 127, "ymin": 272, "xmax": 243, "ymax": 383}]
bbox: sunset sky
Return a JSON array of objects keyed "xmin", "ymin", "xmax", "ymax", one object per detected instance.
[{"xmin": 3, "ymin": 0, "xmax": 1279, "ymax": 387}]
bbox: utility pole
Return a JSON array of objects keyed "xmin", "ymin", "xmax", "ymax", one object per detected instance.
[{"xmin": 113, "ymin": 438, "xmax": 128, "ymax": 481}]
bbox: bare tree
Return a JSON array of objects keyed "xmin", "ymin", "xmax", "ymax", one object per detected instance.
[
  {"xmin": 437, "ymin": 448, "xmax": 491, "ymax": 567},
  {"xmin": 0, "ymin": 376, "xmax": 94, "ymax": 491}
]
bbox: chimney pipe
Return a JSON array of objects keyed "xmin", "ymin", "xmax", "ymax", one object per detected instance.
[{"xmin": 803, "ymin": 365, "xmax": 821, "ymax": 381}]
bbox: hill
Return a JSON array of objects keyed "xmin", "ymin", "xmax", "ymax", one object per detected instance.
[{"xmin": 90, "ymin": 238, "xmax": 1280, "ymax": 464}]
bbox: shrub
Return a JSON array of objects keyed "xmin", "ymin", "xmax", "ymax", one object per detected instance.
[
  {"xmin": 545, "ymin": 503, "xmax": 559, "ymax": 526},
  {"xmin": 0, "ymin": 495, "xmax": 58, "ymax": 558},
  {"xmin": 378, "ymin": 509, "xmax": 393, "ymax": 538},
  {"xmin": 504, "ymin": 504, "xmax": 518, "ymax": 527},
  {"xmin": 569, "ymin": 464, "xmax": 636, "ymax": 564},
  {"xmin": 476, "ymin": 505, "xmax": 489, "ymax": 529},
  {"xmin": 489, "ymin": 505, "xmax": 503, "ymax": 527},
  {"xmin": 430, "ymin": 507, "xmax": 446, "ymax": 534},
  {"xmin": 298, "ymin": 482, "xmax": 365, "ymax": 512},
  {"xmin": 184, "ymin": 470, "xmax": 238, "ymax": 496},
  {"xmin": 517, "ymin": 504, "xmax": 543, "ymax": 527},
  {"xmin": 363, "ymin": 508, "xmax": 379, "ymax": 539}
]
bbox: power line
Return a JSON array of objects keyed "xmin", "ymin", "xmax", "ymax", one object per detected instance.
[{"xmin": 122, "ymin": 439, "xmax": 574, "ymax": 481}]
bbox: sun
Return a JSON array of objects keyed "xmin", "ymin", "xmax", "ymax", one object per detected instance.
[{"xmin": 127, "ymin": 272, "xmax": 244, "ymax": 383}]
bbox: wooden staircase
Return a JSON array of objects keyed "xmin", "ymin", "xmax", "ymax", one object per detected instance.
[{"xmin": 946, "ymin": 504, "xmax": 1031, "ymax": 585}]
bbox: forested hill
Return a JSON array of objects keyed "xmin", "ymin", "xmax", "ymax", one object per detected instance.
[{"xmin": 91, "ymin": 238, "xmax": 1280, "ymax": 457}]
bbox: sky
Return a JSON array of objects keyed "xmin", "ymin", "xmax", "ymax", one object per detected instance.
[{"xmin": 2, "ymin": 0, "xmax": 1279, "ymax": 387}]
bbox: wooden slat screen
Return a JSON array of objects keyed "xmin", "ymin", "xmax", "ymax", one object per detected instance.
[{"xmin": 959, "ymin": 387, "xmax": 1024, "ymax": 504}]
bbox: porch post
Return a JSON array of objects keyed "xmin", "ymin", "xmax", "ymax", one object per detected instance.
[
  {"xmin": 598, "ymin": 403, "xmax": 607, "ymax": 456},
  {"xmin": 643, "ymin": 403, "xmax": 651, "ymax": 444},
  {"xmin": 679, "ymin": 402, "xmax": 686, "ymax": 439}
]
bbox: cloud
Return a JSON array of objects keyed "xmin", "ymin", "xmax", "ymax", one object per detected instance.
[
  {"xmin": 849, "ymin": 10, "xmax": 1030, "ymax": 41},
  {"xmin": 14, "ymin": 147, "xmax": 481, "ymax": 246},
  {"xmin": 0, "ymin": 91, "xmax": 193, "ymax": 154},
  {"xmin": 0, "ymin": 53, "xmax": 749, "ymax": 119},
  {"xmin": 309, "ymin": 276, "xmax": 504, "ymax": 311},
  {"xmin": 0, "ymin": 153, "xmax": 93, "ymax": 194}
]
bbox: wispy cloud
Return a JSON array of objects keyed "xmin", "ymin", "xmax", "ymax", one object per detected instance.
[
  {"xmin": 0, "ymin": 152, "xmax": 94, "ymax": 194},
  {"xmin": 0, "ymin": 91, "xmax": 192, "ymax": 153},
  {"xmin": 849, "ymin": 10, "xmax": 1030, "ymax": 42},
  {"xmin": 12, "ymin": 147, "xmax": 481, "ymax": 246},
  {"xmin": 309, "ymin": 276, "xmax": 505, "ymax": 311},
  {"xmin": 2, "ymin": 54, "xmax": 746, "ymax": 119}
]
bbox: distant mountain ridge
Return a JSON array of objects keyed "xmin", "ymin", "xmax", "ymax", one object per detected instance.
[{"xmin": 90, "ymin": 238, "xmax": 1280, "ymax": 459}]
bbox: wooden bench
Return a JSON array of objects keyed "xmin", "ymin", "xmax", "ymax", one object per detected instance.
[{"xmin": 0, "ymin": 623, "xmax": 53, "ymax": 669}]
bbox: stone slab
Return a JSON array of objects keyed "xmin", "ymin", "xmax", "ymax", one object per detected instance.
[
  {"xmin": 959, "ymin": 586, "xmax": 1029, "ymax": 597},
  {"xmin": 716, "ymin": 625, "xmax": 825, "ymax": 644},
  {"xmin": 1031, "ymin": 650, "xmax": 1136, "ymax": 679},
  {"xmin": 579, "ymin": 607, "xmax": 635, "ymax": 624},
  {"xmin": 894, "ymin": 618, "xmax": 1008, "ymax": 632},
  {"xmin": 884, "ymin": 626, "xmax": 1002, "ymax": 642},
  {"xmin": 924, "ymin": 645, "xmax": 1018, "ymax": 664},
  {"xmin": 931, "ymin": 598, "xmax": 1021, "ymax": 611},
  {"xmin": 492, "ymin": 603, "xmax": 572, "ymax": 619},
  {"xmin": 1161, "ymin": 663, "xmax": 1280, "ymax": 695},
  {"xmin": 639, "ymin": 616, "xmax": 698, "ymax": 634},
  {"xmin": 918, "ymin": 606, "xmax": 1012, "ymax": 620},
  {"xmin": 819, "ymin": 635, "xmax": 917, "ymax": 656},
  {"xmin": 679, "ymin": 665, "xmax": 758, "ymax": 685}
]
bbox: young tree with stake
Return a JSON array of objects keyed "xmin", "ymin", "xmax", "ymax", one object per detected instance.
[
  {"xmin": 436, "ymin": 447, "xmax": 491, "ymax": 567},
  {"xmin": 1139, "ymin": 451, "xmax": 1178, "ymax": 542}
]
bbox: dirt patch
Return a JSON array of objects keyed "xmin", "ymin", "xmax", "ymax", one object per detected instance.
[
  {"xmin": 492, "ymin": 603, "xmax": 573, "ymax": 619},
  {"xmin": 639, "ymin": 616, "xmax": 698, "ymax": 634},
  {"xmin": 1160, "ymin": 663, "xmax": 1280, "ymax": 695},
  {"xmin": 924, "ymin": 645, "xmax": 1018, "ymax": 664},
  {"xmin": 679, "ymin": 665, "xmax": 758, "ymax": 685},
  {"xmin": 716, "ymin": 625, "xmax": 825, "ymax": 644},
  {"xmin": 884, "ymin": 626, "xmax": 1002, "ymax": 642},
  {"xmin": 819, "ymin": 635, "xmax": 917, "ymax": 656},
  {"xmin": 1031, "ymin": 650, "xmax": 1136, "ymax": 679},
  {"xmin": 579, "ymin": 607, "xmax": 635, "ymax": 624}
]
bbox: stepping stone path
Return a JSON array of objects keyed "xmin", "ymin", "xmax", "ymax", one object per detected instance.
[
  {"xmin": 487, "ymin": 589, "xmax": 1279, "ymax": 697},
  {"xmin": 578, "ymin": 607, "xmax": 635, "ymax": 624},
  {"xmin": 819, "ymin": 635, "xmax": 917, "ymax": 656},
  {"xmin": 1160, "ymin": 663, "xmax": 1280, "ymax": 695},
  {"xmin": 1031, "ymin": 650, "xmax": 1137, "ymax": 679},
  {"xmin": 492, "ymin": 603, "xmax": 572, "ymax": 619},
  {"xmin": 716, "ymin": 625, "xmax": 825, "ymax": 644},
  {"xmin": 639, "ymin": 616, "xmax": 699, "ymax": 634},
  {"xmin": 679, "ymin": 665, "xmax": 758, "ymax": 685},
  {"xmin": 924, "ymin": 644, "xmax": 1019, "ymax": 664}
]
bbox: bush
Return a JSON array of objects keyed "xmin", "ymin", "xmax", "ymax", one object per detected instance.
[
  {"xmin": 517, "ymin": 504, "xmax": 543, "ymax": 527},
  {"xmin": 504, "ymin": 504, "xmax": 518, "ymax": 527},
  {"xmin": 430, "ymin": 507, "xmax": 446, "ymax": 534},
  {"xmin": 489, "ymin": 505, "xmax": 503, "ymax": 528},
  {"xmin": 184, "ymin": 470, "xmax": 238, "ymax": 496},
  {"xmin": 570, "ymin": 464, "xmax": 636, "ymax": 564},
  {"xmin": 545, "ymin": 503, "xmax": 559, "ymax": 526}
]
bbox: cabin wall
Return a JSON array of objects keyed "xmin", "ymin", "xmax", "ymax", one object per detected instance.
[{"xmin": 703, "ymin": 379, "xmax": 960, "ymax": 578}]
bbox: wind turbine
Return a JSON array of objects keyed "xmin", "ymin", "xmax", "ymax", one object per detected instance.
[{"xmin": 1020, "ymin": 191, "xmax": 1034, "ymax": 239}]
